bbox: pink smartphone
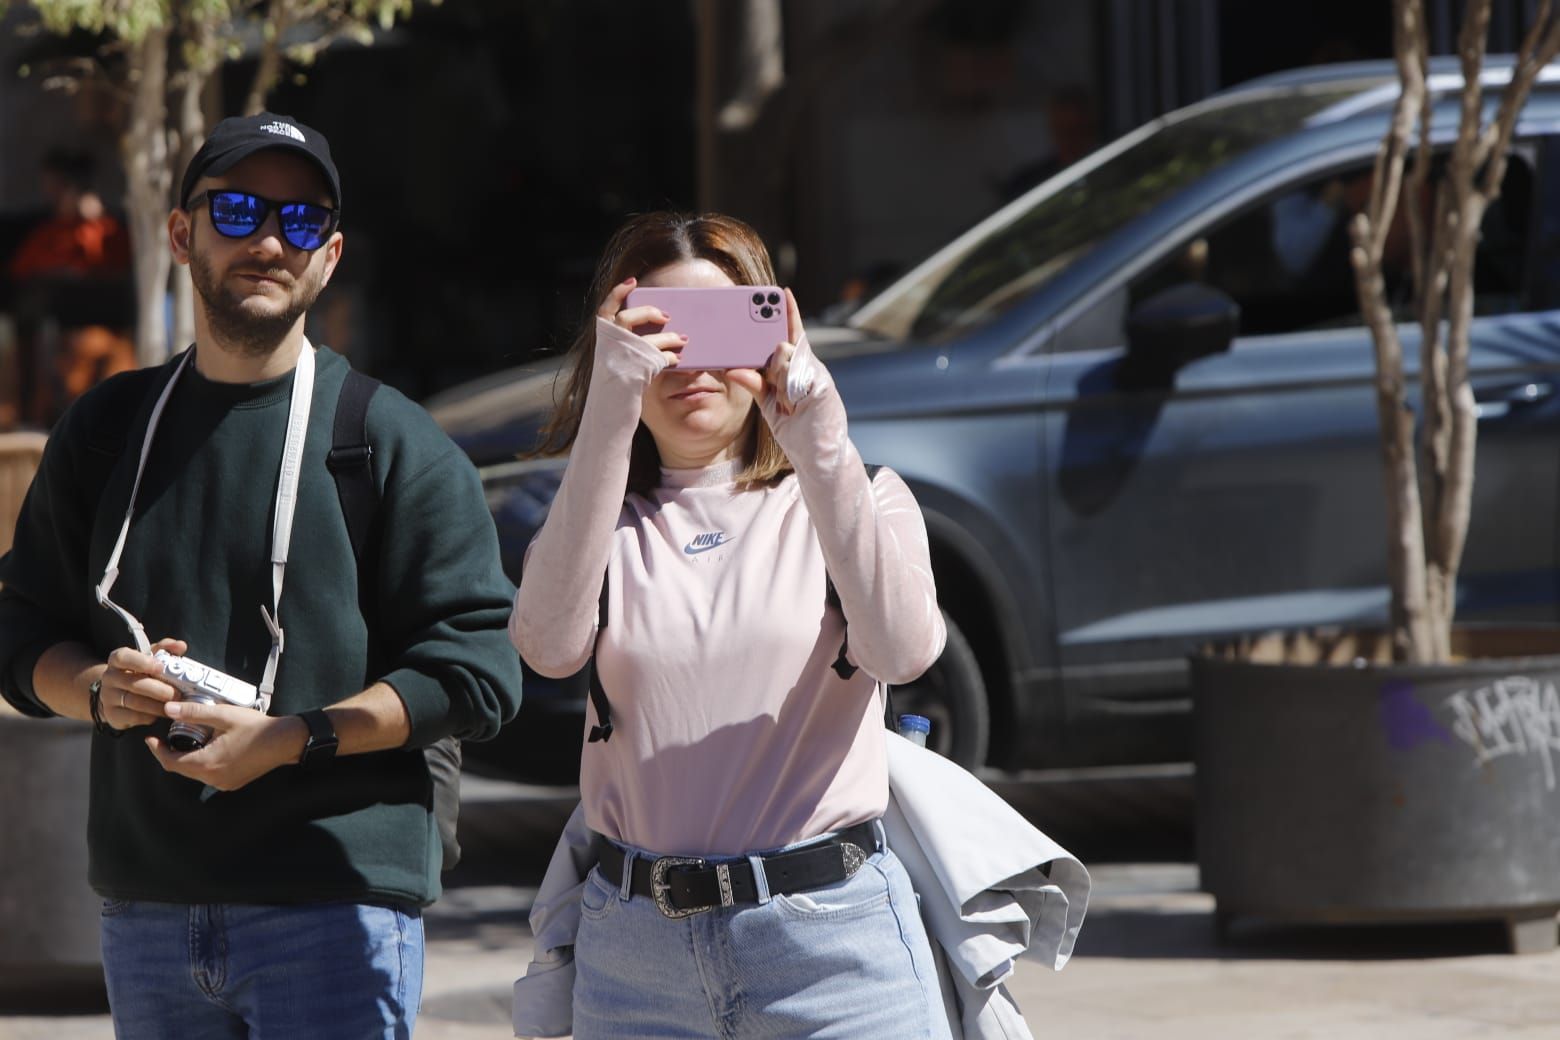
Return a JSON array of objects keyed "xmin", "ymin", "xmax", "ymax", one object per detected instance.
[{"xmin": 625, "ymin": 285, "xmax": 788, "ymax": 369}]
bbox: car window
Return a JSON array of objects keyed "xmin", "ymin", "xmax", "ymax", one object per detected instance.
[
  {"xmin": 1053, "ymin": 147, "xmax": 1537, "ymax": 353},
  {"xmin": 850, "ymin": 83, "xmax": 1372, "ymax": 344}
]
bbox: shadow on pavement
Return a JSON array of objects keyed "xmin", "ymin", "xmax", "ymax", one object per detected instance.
[
  {"xmin": 1071, "ymin": 906, "xmax": 1515, "ymax": 961},
  {"xmin": 0, "ymin": 975, "xmax": 108, "ymax": 1017}
]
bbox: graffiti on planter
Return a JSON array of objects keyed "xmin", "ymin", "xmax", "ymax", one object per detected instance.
[
  {"xmin": 1380, "ymin": 680, "xmax": 1454, "ymax": 750},
  {"xmin": 1443, "ymin": 676, "xmax": 1560, "ymax": 791}
]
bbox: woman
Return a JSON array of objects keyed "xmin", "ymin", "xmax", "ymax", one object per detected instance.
[{"xmin": 511, "ymin": 212, "xmax": 951, "ymax": 1038}]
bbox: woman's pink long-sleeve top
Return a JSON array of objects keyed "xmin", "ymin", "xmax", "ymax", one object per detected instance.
[{"xmin": 510, "ymin": 319, "xmax": 945, "ymax": 858}]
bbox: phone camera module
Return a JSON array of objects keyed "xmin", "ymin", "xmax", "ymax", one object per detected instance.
[
  {"xmin": 760, "ymin": 305, "xmax": 775, "ymax": 318},
  {"xmin": 766, "ymin": 291, "xmax": 781, "ymax": 305},
  {"xmin": 752, "ymin": 292, "xmax": 766, "ymax": 305}
]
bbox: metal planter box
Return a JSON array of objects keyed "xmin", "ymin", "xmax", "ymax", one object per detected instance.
[
  {"xmin": 1192, "ymin": 628, "xmax": 1560, "ymax": 953},
  {"xmin": 0, "ymin": 716, "xmax": 104, "ymax": 1004}
]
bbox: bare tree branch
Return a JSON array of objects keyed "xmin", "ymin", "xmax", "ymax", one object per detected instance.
[
  {"xmin": 1355, "ymin": 0, "xmax": 1435, "ymax": 662},
  {"xmin": 32, "ymin": 54, "xmax": 134, "ymax": 103},
  {"xmin": 246, "ymin": 0, "xmax": 299, "ymax": 115},
  {"xmin": 1390, "ymin": 0, "xmax": 1560, "ymax": 662},
  {"xmin": 1352, "ymin": 211, "xmax": 1435, "ymax": 663},
  {"xmin": 1406, "ymin": 17, "xmax": 1433, "ymax": 302},
  {"xmin": 1477, "ymin": 8, "xmax": 1560, "ymax": 196}
]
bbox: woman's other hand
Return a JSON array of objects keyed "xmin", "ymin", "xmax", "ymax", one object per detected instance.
[
  {"xmin": 599, "ymin": 277, "xmax": 686, "ymax": 368},
  {"xmin": 741, "ymin": 288, "xmax": 815, "ymax": 416}
]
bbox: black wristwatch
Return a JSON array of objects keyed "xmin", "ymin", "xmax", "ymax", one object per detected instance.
[
  {"xmin": 297, "ymin": 708, "xmax": 339, "ymax": 768},
  {"xmin": 88, "ymin": 677, "xmax": 121, "ymax": 738}
]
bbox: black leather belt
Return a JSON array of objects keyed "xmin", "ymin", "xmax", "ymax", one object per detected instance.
[{"xmin": 597, "ymin": 820, "xmax": 880, "ymax": 919}]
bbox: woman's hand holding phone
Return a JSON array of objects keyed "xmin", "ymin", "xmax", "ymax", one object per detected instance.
[
  {"xmin": 752, "ymin": 289, "xmax": 814, "ymax": 416},
  {"xmin": 599, "ymin": 277, "xmax": 686, "ymax": 369}
]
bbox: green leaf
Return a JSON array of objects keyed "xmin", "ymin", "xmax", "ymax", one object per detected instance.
[{"xmin": 26, "ymin": 0, "xmax": 172, "ymax": 43}]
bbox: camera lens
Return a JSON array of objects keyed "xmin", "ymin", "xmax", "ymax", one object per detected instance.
[
  {"xmin": 767, "ymin": 292, "xmax": 781, "ymax": 305},
  {"xmin": 167, "ymin": 723, "xmax": 210, "ymax": 752},
  {"xmin": 752, "ymin": 292, "xmax": 765, "ymax": 305},
  {"xmin": 760, "ymin": 305, "xmax": 774, "ymax": 318}
]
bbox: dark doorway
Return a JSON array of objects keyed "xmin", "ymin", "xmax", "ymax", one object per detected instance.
[{"xmin": 1218, "ymin": 0, "xmax": 1392, "ymax": 90}]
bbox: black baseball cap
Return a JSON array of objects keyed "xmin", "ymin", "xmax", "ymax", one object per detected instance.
[{"xmin": 179, "ymin": 111, "xmax": 341, "ymax": 210}]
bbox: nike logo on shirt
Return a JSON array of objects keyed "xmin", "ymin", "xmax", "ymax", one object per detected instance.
[{"xmin": 684, "ymin": 532, "xmax": 732, "ymax": 555}]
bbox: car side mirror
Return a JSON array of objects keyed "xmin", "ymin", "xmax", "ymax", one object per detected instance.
[{"xmin": 1122, "ymin": 283, "xmax": 1240, "ymax": 387}]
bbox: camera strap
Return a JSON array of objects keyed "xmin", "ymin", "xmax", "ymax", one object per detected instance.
[{"xmin": 95, "ymin": 342, "xmax": 317, "ymax": 714}]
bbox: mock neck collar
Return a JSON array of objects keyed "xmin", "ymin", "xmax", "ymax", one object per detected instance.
[{"xmin": 659, "ymin": 458, "xmax": 743, "ymax": 489}]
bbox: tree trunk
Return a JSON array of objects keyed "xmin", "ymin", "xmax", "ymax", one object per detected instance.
[
  {"xmin": 1351, "ymin": 215, "xmax": 1435, "ymax": 664},
  {"xmin": 124, "ymin": 27, "xmax": 173, "ymax": 368},
  {"xmin": 1362, "ymin": 0, "xmax": 1560, "ymax": 662},
  {"xmin": 1353, "ymin": 0, "xmax": 1435, "ymax": 662},
  {"xmin": 695, "ymin": 0, "xmax": 719, "ymax": 211},
  {"xmin": 170, "ymin": 42, "xmax": 211, "ymax": 355}
]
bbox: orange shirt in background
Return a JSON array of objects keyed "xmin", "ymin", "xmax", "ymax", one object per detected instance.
[{"xmin": 8, "ymin": 215, "xmax": 131, "ymax": 280}]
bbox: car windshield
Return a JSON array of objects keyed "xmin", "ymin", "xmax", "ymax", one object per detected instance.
[{"xmin": 851, "ymin": 82, "xmax": 1377, "ymax": 343}]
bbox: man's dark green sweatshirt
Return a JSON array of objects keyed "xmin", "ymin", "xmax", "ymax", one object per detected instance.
[{"xmin": 0, "ymin": 345, "xmax": 523, "ymax": 907}]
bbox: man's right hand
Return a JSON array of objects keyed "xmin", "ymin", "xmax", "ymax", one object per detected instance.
[{"xmin": 98, "ymin": 638, "xmax": 188, "ymax": 731}]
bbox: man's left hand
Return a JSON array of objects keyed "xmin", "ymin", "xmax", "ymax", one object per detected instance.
[{"xmin": 146, "ymin": 702, "xmax": 307, "ymax": 791}]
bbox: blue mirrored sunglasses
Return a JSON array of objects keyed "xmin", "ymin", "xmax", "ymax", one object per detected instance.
[{"xmin": 186, "ymin": 190, "xmax": 339, "ymax": 251}]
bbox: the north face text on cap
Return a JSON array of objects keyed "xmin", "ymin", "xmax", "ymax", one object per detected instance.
[{"xmin": 259, "ymin": 121, "xmax": 306, "ymax": 143}]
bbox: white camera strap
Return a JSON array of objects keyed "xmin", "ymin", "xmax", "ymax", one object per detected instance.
[{"xmin": 95, "ymin": 342, "xmax": 316, "ymax": 714}]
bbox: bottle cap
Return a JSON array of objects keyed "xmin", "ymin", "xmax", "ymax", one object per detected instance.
[{"xmin": 897, "ymin": 713, "xmax": 931, "ymax": 735}]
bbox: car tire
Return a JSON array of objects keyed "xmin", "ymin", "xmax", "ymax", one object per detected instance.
[{"xmin": 890, "ymin": 610, "xmax": 989, "ymax": 770}]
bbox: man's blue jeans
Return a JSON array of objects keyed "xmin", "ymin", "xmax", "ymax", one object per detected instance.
[{"xmin": 100, "ymin": 899, "xmax": 424, "ymax": 1039}]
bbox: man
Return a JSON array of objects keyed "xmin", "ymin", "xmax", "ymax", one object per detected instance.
[{"xmin": 0, "ymin": 112, "xmax": 522, "ymax": 1038}]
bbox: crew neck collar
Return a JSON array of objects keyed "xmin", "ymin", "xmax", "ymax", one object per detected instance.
[{"xmin": 182, "ymin": 351, "xmax": 296, "ymax": 408}]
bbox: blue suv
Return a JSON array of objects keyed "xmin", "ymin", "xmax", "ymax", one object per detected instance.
[{"xmin": 431, "ymin": 58, "xmax": 1560, "ymax": 779}]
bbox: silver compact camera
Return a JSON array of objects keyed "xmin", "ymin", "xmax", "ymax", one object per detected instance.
[{"xmin": 154, "ymin": 649, "xmax": 263, "ymax": 751}]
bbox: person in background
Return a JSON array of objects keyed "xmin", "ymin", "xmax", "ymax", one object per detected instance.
[
  {"xmin": 999, "ymin": 84, "xmax": 1101, "ymax": 200},
  {"xmin": 511, "ymin": 211, "xmax": 952, "ymax": 1038},
  {"xmin": 8, "ymin": 148, "xmax": 130, "ymax": 282},
  {"xmin": 817, "ymin": 260, "xmax": 903, "ymax": 325},
  {"xmin": 6, "ymin": 148, "xmax": 134, "ymax": 427}
]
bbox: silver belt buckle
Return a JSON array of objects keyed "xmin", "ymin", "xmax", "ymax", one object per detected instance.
[
  {"xmin": 841, "ymin": 841, "xmax": 868, "ymax": 878},
  {"xmin": 650, "ymin": 856, "xmax": 712, "ymax": 919}
]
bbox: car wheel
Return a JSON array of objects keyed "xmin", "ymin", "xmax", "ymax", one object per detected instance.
[{"xmin": 889, "ymin": 610, "xmax": 989, "ymax": 769}]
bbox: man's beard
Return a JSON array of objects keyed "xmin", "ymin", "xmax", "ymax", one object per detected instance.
[{"xmin": 189, "ymin": 249, "xmax": 326, "ymax": 358}]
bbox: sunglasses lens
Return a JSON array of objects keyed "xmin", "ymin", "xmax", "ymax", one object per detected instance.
[
  {"xmin": 280, "ymin": 203, "xmax": 334, "ymax": 251},
  {"xmin": 209, "ymin": 192, "xmax": 265, "ymax": 237}
]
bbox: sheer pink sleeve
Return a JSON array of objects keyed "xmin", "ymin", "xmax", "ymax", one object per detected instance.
[
  {"xmin": 509, "ymin": 319, "xmax": 667, "ymax": 676},
  {"xmin": 761, "ymin": 336, "xmax": 946, "ymax": 684}
]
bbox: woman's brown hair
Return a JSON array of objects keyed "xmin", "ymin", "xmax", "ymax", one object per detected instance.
[{"xmin": 534, "ymin": 212, "xmax": 793, "ymax": 495}]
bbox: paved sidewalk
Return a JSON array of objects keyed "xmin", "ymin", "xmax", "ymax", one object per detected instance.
[
  {"xmin": 4, "ymin": 778, "xmax": 1559, "ymax": 1039},
  {"xmin": 419, "ymin": 862, "xmax": 1560, "ymax": 1040}
]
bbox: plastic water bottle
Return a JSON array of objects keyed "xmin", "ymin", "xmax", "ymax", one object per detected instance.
[{"xmin": 897, "ymin": 714, "xmax": 931, "ymax": 747}]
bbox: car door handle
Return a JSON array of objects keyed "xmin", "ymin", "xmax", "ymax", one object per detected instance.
[{"xmin": 1475, "ymin": 381, "xmax": 1554, "ymax": 421}]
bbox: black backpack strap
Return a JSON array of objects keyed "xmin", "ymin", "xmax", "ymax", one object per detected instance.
[
  {"xmin": 826, "ymin": 463, "xmax": 882, "ymax": 680},
  {"xmin": 587, "ymin": 576, "xmax": 613, "ymax": 742},
  {"xmin": 327, "ymin": 369, "xmax": 379, "ymax": 561},
  {"xmin": 326, "ymin": 369, "xmax": 464, "ymax": 871}
]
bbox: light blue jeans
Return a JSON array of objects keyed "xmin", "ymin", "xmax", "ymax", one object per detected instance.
[
  {"xmin": 572, "ymin": 823, "xmax": 952, "ymax": 1039},
  {"xmin": 99, "ymin": 899, "xmax": 424, "ymax": 1039}
]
